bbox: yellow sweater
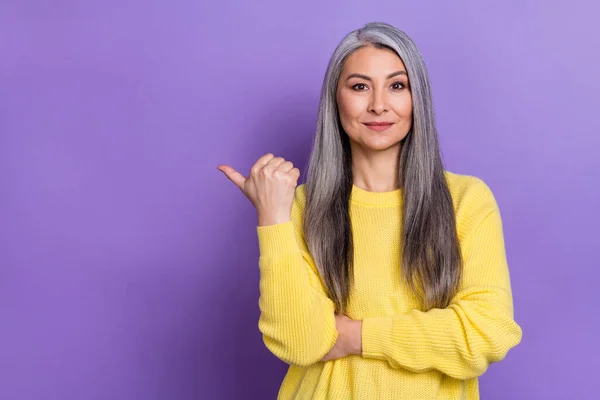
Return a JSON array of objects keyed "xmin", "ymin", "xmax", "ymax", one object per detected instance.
[{"xmin": 256, "ymin": 171, "xmax": 522, "ymax": 399}]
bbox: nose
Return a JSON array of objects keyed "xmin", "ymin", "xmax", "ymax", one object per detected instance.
[{"xmin": 368, "ymin": 87, "xmax": 388, "ymax": 115}]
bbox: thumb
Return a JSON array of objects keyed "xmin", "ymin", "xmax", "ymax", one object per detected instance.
[{"xmin": 217, "ymin": 165, "xmax": 247, "ymax": 191}]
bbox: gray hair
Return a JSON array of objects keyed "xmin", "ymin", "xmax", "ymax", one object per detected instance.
[{"xmin": 304, "ymin": 22, "xmax": 462, "ymax": 312}]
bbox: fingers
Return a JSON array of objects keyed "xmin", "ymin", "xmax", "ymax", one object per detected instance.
[
  {"xmin": 217, "ymin": 165, "xmax": 247, "ymax": 191},
  {"xmin": 278, "ymin": 161, "xmax": 295, "ymax": 173},
  {"xmin": 251, "ymin": 154, "xmax": 299, "ymax": 179},
  {"xmin": 271, "ymin": 161, "xmax": 299, "ymax": 185},
  {"xmin": 220, "ymin": 153, "xmax": 300, "ymax": 191},
  {"xmin": 321, "ymin": 342, "xmax": 342, "ymax": 362},
  {"xmin": 250, "ymin": 153, "xmax": 276, "ymax": 177},
  {"xmin": 219, "ymin": 153, "xmax": 275, "ymax": 190},
  {"xmin": 265, "ymin": 157, "xmax": 298, "ymax": 176},
  {"xmin": 265, "ymin": 156, "xmax": 286, "ymax": 170},
  {"xmin": 290, "ymin": 167, "xmax": 300, "ymax": 180},
  {"xmin": 256, "ymin": 153, "xmax": 276, "ymax": 168}
]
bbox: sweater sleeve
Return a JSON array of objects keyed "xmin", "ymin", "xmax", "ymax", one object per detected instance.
[
  {"xmin": 361, "ymin": 183, "xmax": 523, "ymax": 379},
  {"xmin": 256, "ymin": 188, "xmax": 338, "ymax": 367}
]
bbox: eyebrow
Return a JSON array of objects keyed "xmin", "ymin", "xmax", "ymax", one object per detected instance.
[{"xmin": 346, "ymin": 71, "xmax": 407, "ymax": 81}]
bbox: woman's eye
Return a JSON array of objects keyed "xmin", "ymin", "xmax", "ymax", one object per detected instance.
[
  {"xmin": 391, "ymin": 82, "xmax": 405, "ymax": 90},
  {"xmin": 352, "ymin": 83, "xmax": 367, "ymax": 91}
]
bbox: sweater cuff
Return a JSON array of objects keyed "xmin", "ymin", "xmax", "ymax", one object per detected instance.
[
  {"xmin": 256, "ymin": 220, "xmax": 302, "ymax": 258},
  {"xmin": 361, "ymin": 316, "xmax": 393, "ymax": 360}
]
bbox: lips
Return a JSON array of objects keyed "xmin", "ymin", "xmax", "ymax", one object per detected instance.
[{"xmin": 363, "ymin": 122, "xmax": 394, "ymax": 131}]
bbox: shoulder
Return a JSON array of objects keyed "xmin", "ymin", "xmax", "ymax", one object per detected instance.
[
  {"xmin": 445, "ymin": 171, "xmax": 498, "ymax": 211},
  {"xmin": 443, "ymin": 170, "xmax": 502, "ymax": 235}
]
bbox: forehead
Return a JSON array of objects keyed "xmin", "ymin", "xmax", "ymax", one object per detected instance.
[{"xmin": 341, "ymin": 46, "xmax": 407, "ymax": 75}]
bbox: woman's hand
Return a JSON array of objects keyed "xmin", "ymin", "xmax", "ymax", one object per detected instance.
[
  {"xmin": 217, "ymin": 153, "xmax": 300, "ymax": 226},
  {"xmin": 321, "ymin": 314, "xmax": 363, "ymax": 362}
]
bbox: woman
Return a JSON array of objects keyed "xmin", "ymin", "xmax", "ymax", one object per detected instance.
[{"xmin": 218, "ymin": 22, "xmax": 522, "ymax": 400}]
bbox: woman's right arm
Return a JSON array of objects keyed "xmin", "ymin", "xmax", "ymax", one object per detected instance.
[
  {"xmin": 256, "ymin": 190, "xmax": 338, "ymax": 367},
  {"xmin": 217, "ymin": 154, "xmax": 337, "ymax": 367}
]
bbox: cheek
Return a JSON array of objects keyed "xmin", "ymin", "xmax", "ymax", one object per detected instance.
[
  {"xmin": 337, "ymin": 92, "xmax": 364, "ymax": 122},
  {"xmin": 394, "ymin": 94, "xmax": 413, "ymax": 118},
  {"xmin": 336, "ymin": 96, "xmax": 355, "ymax": 135}
]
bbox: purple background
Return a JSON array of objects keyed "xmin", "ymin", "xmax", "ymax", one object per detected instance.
[{"xmin": 1, "ymin": 1, "xmax": 599, "ymax": 399}]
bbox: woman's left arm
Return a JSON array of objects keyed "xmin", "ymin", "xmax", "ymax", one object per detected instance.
[{"xmin": 359, "ymin": 199, "xmax": 523, "ymax": 380}]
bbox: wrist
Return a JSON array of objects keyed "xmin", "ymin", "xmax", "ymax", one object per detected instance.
[
  {"xmin": 257, "ymin": 211, "xmax": 291, "ymax": 226},
  {"xmin": 354, "ymin": 320, "xmax": 363, "ymax": 355},
  {"xmin": 346, "ymin": 320, "xmax": 362, "ymax": 356}
]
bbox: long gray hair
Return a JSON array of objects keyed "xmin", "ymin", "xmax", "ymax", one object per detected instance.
[{"xmin": 304, "ymin": 22, "xmax": 462, "ymax": 313}]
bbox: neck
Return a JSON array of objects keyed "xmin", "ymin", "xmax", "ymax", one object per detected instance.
[{"xmin": 350, "ymin": 144, "xmax": 401, "ymax": 192}]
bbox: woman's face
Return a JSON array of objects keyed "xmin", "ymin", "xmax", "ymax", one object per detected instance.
[{"xmin": 336, "ymin": 46, "xmax": 413, "ymax": 153}]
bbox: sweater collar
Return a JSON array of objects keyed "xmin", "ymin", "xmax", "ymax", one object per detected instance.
[{"xmin": 349, "ymin": 184, "xmax": 403, "ymax": 206}]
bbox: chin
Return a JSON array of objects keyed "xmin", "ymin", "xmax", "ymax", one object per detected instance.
[
  {"xmin": 347, "ymin": 131, "xmax": 406, "ymax": 152},
  {"xmin": 361, "ymin": 140, "xmax": 403, "ymax": 152}
]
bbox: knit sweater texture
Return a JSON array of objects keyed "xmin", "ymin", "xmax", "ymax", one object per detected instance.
[{"xmin": 256, "ymin": 171, "xmax": 522, "ymax": 399}]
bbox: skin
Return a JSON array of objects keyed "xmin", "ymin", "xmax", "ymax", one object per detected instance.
[
  {"xmin": 218, "ymin": 45, "xmax": 413, "ymax": 363},
  {"xmin": 321, "ymin": 45, "xmax": 414, "ymax": 362}
]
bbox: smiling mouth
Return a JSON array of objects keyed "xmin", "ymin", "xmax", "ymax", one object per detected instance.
[{"xmin": 363, "ymin": 122, "xmax": 394, "ymax": 131}]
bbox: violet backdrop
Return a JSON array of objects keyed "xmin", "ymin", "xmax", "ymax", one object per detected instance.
[{"xmin": 1, "ymin": 1, "xmax": 599, "ymax": 399}]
